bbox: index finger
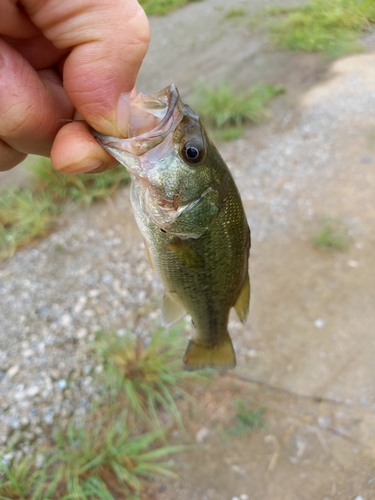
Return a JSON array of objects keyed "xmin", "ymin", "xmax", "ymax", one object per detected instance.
[{"xmin": 23, "ymin": 0, "xmax": 150, "ymax": 137}]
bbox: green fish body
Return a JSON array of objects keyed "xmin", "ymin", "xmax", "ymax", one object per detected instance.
[{"xmin": 92, "ymin": 85, "xmax": 250, "ymax": 371}]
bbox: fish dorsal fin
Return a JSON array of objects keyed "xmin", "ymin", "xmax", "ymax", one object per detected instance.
[
  {"xmin": 234, "ymin": 272, "xmax": 250, "ymax": 324},
  {"xmin": 161, "ymin": 292, "xmax": 187, "ymax": 327},
  {"xmin": 164, "ymin": 239, "xmax": 204, "ymax": 268}
]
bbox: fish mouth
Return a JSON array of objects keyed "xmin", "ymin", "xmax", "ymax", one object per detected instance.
[{"xmin": 91, "ymin": 84, "xmax": 184, "ymax": 173}]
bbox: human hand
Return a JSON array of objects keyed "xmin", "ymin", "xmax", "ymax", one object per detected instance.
[{"xmin": 0, "ymin": 0, "xmax": 150, "ymax": 173}]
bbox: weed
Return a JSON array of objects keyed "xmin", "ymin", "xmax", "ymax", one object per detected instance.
[
  {"xmin": 139, "ymin": 0, "xmax": 202, "ymax": 16},
  {"xmin": 94, "ymin": 325, "xmax": 196, "ymax": 428},
  {"xmin": 224, "ymin": 7, "xmax": 247, "ymax": 20},
  {"xmin": 0, "ymin": 188, "xmax": 60, "ymax": 260},
  {"xmin": 313, "ymin": 218, "xmax": 349, "ymax": 251},
  {"xmin": 228, "ymin": 401, "xmax": 266, "ymax": 435},
  {"xmin": 270, "ymin": 0, "xmax": 375, "ymax": 56},
  {"xmin": 0, "ymin": 457, "xmax": 43, "ymax": 499},
  {"xmin": 0, "ymin": 159, "xmax": 130, "ymax": 261},
  {"xmin": 194, "ymin": 82, "xmax": 284, "ymax": 140},
  {"xmin": 0, "ymin": 413, "xmax": 183, "ymax": 500},
  {"xmin": 221, "ymin": 126, "xmax": 245, "ymax": 141},
  {"xmin": 266, "ymin": 6, "xmax": 297, "ymax": 16},
  {"xmin": 48, "ymin": 412, "xmax": 182, "ymax": 499},
  {"xmin": 32, "ymin": 158, "xmax": 130, "ymax": 206}
]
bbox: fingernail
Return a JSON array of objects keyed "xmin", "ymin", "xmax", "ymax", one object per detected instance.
[
  {"xmin": 60, "ymin": 158, "xmax": 104, "ymax": 174},
  {"xmin": 116, "ymin": 92, "xmax": 131, "ymax": 137}
]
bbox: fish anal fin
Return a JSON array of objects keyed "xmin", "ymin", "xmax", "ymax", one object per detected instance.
[
  {"xmin": 161, "ymin": 292, "xmax": 186, "ymax": 327},
  {"xmin": 183, "ymin": 335, "xmax": 236, "ymax": 371},
  {"xmin": 234, "ymin": 272, "xmax": 250, "ymax": 324},
  {"xmin": 164, "ymin": 239, "xmax": 204, "ymax": 268}
]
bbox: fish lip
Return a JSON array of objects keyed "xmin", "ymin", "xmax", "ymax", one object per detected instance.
[{"xmin": 90, "ymin": 84, "xmax": 182, "ymax": 159}]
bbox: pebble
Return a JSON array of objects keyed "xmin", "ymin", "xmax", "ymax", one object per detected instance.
[
  {"xmin": 318, "ymin": 416, "xmax": 332, "ymax": 428},
  {"xmin": 35, "ymin": 454, "xmax": 45, "ymax": 469},
  {"xmin": 26, "ymin": 386, "xmax": 40, "ymax": 398},
  {"xmin": 60, "ymin": 314, "xmax": 72, "ymax": 327},
  {"xmin": 57, "ymin": 379, "xmax": 67, "ymax": 389},
  {"xmin": 195, "ymin": 427, "xmax": 210, "ymax": 443},
  {"xmin": 314, "ymin": 319, "xmax": 325, "ymax": 329},
  {"xmin": 361, "ymin": 156, "xmax": 372, "ymax": 163},
  {"xmin": 348, "ymin": 260, "xmax": 359, "ymax": 268},
  {"xmin": 6, "ymin": 365, "xmax": 20, "ymax": 378},
  {"xmin": 231, "ymin": 465, "xmax": 246, "ymax": 475},
  {"xmin": 1, "ymin": 452, "xmax": 14, "ymax": 466},
  {"xmin": 77, "ymin": 327, "xmax": 88, "ymax": 339}
]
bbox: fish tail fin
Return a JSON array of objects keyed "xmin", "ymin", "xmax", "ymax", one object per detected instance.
[{"xmin": 183, "ymin": 334, "xmax": 236, "ymax": 372}]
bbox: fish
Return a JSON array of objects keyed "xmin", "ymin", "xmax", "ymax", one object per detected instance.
[{"xmin": 92, "ymin": 84, "xmax": 250, "ymax": 371}]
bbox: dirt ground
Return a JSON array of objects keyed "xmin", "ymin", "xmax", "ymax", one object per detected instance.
[
  {"xmin": 140, "ymin": 2, "xmax": 375, "ymax": 498},
  {"xmin": 2, "ymin": 0, "xmax": 375, "ymax": 498}
]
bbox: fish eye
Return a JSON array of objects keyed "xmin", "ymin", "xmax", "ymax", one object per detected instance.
[{"xmin": 181, "ymin": 140, "xmax": 204, "ymax": 164}]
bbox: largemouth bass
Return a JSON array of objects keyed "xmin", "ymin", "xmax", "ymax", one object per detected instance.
[{"xmin": 92, "ymin": 84, "xmax": 250, "ymax": 371}]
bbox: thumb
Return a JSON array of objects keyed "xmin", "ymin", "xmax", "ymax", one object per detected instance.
[{"xmin": 24, "ymin": 0, "xmax": 150, "ymax": 136}]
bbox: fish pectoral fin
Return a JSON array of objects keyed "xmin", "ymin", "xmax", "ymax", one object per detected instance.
[
  {"xmin": 143, "ymin": 239, "xmax": 154, "ymax": 270},
  {"xmin": 164, "ymin": 239, "xmax": 204, "ymax": 268},
  {"xmin": 234, "ymin": 272, "xmax": 250, "ymax": 323},
  {"xmin": 161, "ymin": 292, "xmax": 187, "ymax": 327},
  {"xmin": 183, "ymin": 335, "xmax": 236, "ymax": 371}
]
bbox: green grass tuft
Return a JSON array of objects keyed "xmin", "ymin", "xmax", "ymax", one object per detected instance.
[
  {"xmin": 94, "ymin": 325, "xmax": 196, "ymax": 429},
  {"xmin": 139, "ymin": 0, "xmax": 203, "ymax": 16},
  {"xmin": 49, "ymin": 412, "xmax": 182, "ymax": 499},
  {"xmin": 0, "ymin": 188, "xmax": 60, "ymax": 260},
  {"xmin": 1, "ymin": 413, "xmax": 183, "ymax": 500},
  {"xmin": 0, "ymin": 457, "xmax": 43, "ymax": 499},
  {"xmin": 0, "ymin": 159, "xmax": 129, "ymax": 261},
  {"xmin": 270, "ymin": 0, "xmax": 375, "ymax": 56},
  {"xmin": 194, "ymin": 82, "xmax": 284, "ymax": 140},
  {"xmin": 32, "ymin": 158, "xmax": 130, "ymax": 206},
  {"xmin": 313, "ymin": 218, "xmax": 350, "ymax": 251},
  {"xmin": 228, "ymin": 401, "xmax": 266, "ymax": 435},
  {"xmin": 223, "ymin": 7, "xmax": 247, "ymax": 19}
]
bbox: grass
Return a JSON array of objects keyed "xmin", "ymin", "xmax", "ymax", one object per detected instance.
[
  {"xmin": 94, "ymin": 325, "xmax": 197, "ymax": 428},
  {"xmin": 194, "ymin": 82, "xmax": 285, "ymax": 140},
  {"xmin": 0, "ymin": 159, "xmax": 129, "ymax": 261},
  {"xmin": 227, "ymin": 401, "xmax": 266, "ymax": 435},
  {"xmin": 0, "ymin": 327, "xmax": 196, "ymax": 499},
  {"xmin": 139, "ymin": 0, "xmax": 203, "ymax": 16},
  {"xmin": 32, "ymin": 158, "xmax": 129, "ymax": 207},
  {"xmin": 0, "ymin": 413, "xmax": 182, "ymax": 500},
  {"xmin": 223, "ymin": 7, "xmax": 247, "ymax": 20},
  {"xmin": 0, "ymin": 458, "xmax": 42, "ymax": 499},
  {"xmin": 0, "ymin": 188, "xmax": 61, "ymax": 261},
  {"xmin": 270, "ymin": 0, "xmax": 375, "ymax": 56},
  {"xmin": 48, "ymin": 413, "xmax": 182, "ymax": 499},
  {"xmin": 313, "ymin": 218, "xmax": 350, "ymax": 251}
]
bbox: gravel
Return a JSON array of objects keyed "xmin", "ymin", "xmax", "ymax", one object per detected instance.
[{"xmin": 0, "ymin": 195, "xmax": 164, "ymax": 462}]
